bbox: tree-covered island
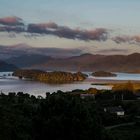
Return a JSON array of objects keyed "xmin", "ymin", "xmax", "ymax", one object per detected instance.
[{"xmin": 13, "ymin": 69, "xmax": 87, "ymax": 84}]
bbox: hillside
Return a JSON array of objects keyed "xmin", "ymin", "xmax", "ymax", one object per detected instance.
[
  {"xmin": 28, "ymin": 53, "xmax": 140, "ymax": 72},
  {"xmin": 0, "ymin": 60, "xmax": 17, "ymax": 72},
  {"xmin": 6, "ymin": 54, "xmax": 52, "ymax": 68},
  {"xmin": 3, "ymin": 44, "xmax": 140, "ymax": 72},
  {"xmin": 0, "ymin": 44, "xmax": 82, "ymax": 60}
]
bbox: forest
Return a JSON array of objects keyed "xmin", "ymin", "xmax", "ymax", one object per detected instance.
[{"xmin": 0, "ymin": 87, "xmax": 140, "ymax": 140}]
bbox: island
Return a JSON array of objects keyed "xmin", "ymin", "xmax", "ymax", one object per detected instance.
[
  {"xmin": 92, "ymin": 71, "xmax": 117, "ymax": 77},
  {"xmin": 13, "ymin": 69, "xmax": 87, "ymax": 84}
]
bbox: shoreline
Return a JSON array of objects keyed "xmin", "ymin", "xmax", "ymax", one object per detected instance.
[{"xmin": 86, "ymin": 78, "xmax": 140, "ymax": 84}]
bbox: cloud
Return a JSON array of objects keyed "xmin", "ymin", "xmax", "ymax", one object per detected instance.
[
  {"xmin": 0, "ymin": 16, "xmax": 109, "ymax": 41},
  {"xmin": 27, "ymin": 23, "xmax": 108, "ymax": 41},
  {"xmin": 112, "ymin": 35, "xmax": 140, "ymax": 45},
  {"xmin": 0, "ymin": 26, "xmax": 25, "ymax": 33},
  {"xmin": 0, "ymin": 16, "xmax": 24, "ymax": 33},
  {"xmin": 0, "ymin": 16, "xmax": 24, "ymax": 26},
  {"xmin": 27, "ymin": 22, "xmax": 58, "ymax": 33}
]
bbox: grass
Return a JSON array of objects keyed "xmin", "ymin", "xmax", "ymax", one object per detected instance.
[
  {"xmin": 111, "ymin": 82, "xmax": 140, "ymax": 90},
  {"xmin": 91, "ymin": 82, "xmax": 140, "ymax": 91}
]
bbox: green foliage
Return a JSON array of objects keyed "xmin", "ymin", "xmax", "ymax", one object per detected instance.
[
  {"xmin": 0, "ymin": 92, "xmax": 110, "ymax": 140},
  {"xmin": 0, "ymin": 89, "xmax": 139, "ymax": 140}
]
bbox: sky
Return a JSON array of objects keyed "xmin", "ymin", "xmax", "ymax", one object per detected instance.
[{"xmin": 0, "ymin": 0, "xmax": 140, "ymax": 55}]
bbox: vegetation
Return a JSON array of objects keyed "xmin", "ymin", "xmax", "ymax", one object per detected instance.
[
  {"xmin": 92, "ymin": 71, "xmax": 117, "ymax": 77},
  {"xmin": 112, "ymin": 81, "xmax": 134, "ymax": 92},
  {"xmin": 13, "ymin": 69, "xmax": 86, "ymax": 84},
  {"xmin": 0, "ymin": 92, "xmax": 111, "ymax": 140},
  {"xmin": 111, "ymin": 81, "xmax": 140, "ymax": 91},
  {"xmin": 0, "ymin": 81, "xmax": 140, "ymax": 140}
]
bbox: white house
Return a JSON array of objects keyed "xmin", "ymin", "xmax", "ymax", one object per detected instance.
[{"xmin": 104, "ymin": 106, "xmax": 125, "ymax": 116}]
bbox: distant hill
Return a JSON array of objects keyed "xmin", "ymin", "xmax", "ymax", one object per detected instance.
[
  {"xmin": 6, "ymin": 54, "xmax": 52, "ymax": 68},
  {"xmin": 26, "ymin": 53, "xmax": 140, "ymax": 72},
  {"xmin": 92, "ymin": 71, "xmax": 117, "ymax": 77},
  {"xmin": 0, "ymin": 60, "xmax": 17, "ymax": 72},
  {"xmin": 3, "ymin": 43, "xmax": 140, "ymax": 72},
  {"xmin": 0, "ymin": 44, "xmax": 82, "ymax": 60}
]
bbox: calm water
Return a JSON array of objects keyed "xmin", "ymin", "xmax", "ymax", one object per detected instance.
[{"xmin": 0, "ymin": 72, "xmax": 140, "ymax": 96}]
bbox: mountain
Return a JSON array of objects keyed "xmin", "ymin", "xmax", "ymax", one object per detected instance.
[
  {"xmin": 0, "ymin": 60, "xmax": 17, "ymax": 72},
  {"xmin": 25, "ymin": 53, "xmax": 140, "ymax": 72},
  {"xmin": 0, "ymin": 44, "xmax": 82, "ymax": 60},
  {"xmin": 0, "ymin": 44, "xmax": 31, "ymax": 59},
  {"xmin": 6, "ymin": 54, "xmax": 52, "ymax": 68},
  {"xmin": 3, "ymin": 43, "xmax": 140, "ymax": 72}
]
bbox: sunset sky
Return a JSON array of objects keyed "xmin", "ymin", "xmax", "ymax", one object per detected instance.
[{"xmin": 0, "ymin": 0, "xmax": 140, "ymax": 55}]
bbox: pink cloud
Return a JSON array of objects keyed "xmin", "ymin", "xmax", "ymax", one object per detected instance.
[{"xmin": 0, "ymin": 16, "xmax": 24, "ymax": 26}]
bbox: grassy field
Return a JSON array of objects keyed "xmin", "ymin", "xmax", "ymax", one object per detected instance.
[
  {"xmin": 92, "ymin": 81, "xmax": 140, "ymax": 90},
  {"xmin": 110, "ymin": 82, "xmax": 140, "ymax": 91}
]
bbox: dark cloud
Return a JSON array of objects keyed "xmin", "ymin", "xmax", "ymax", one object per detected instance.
[
  {"xmin": 27, "ymin": 23, "xmax": 108, "ymax": 41},
  {"xmin": 34, "ymin": 23, "xmax": 58, "ymax": 29},
  {"xmin": 0, "ymin": 16, "xmax": 24, "ymax": 33},
  {"xmin": 112, "ymin": 35, "xmax": 140, "ymax": 44},
  {"xmin": 0, "ymin": 26, "xmax": 25, "ymax": 33},
  {"xmin": 76, "ymin": 28, "xmax": 108, "ymax": 41},
  {"xmin": 0, "ymin": 16, "xmax": 24, "ymax": 26},
  {"xmin": 0, "ymin": 16, "xmax": 108, "ymax": 41},
  {"xmin": 27, "ymin": 22, "xmax": 58, "ymax": 34}
]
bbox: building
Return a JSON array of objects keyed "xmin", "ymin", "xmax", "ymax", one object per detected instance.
[{"xmin": 104, "ymin": 106, "xmax": 125, "ymax": 116}]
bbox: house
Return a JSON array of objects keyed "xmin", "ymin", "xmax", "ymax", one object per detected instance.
[{"xmin": 104, "ymin": 106, "xmax": 125, "ymax": 116}]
